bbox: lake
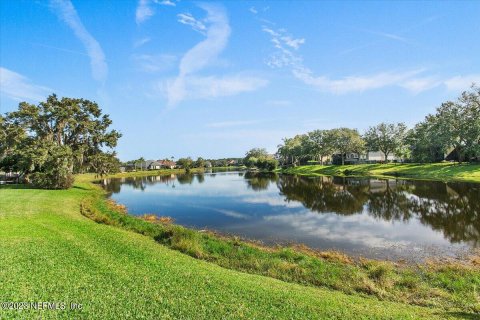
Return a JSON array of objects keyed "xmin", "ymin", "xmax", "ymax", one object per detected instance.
[{"xmin": 103, "ymin": 171, "xmax": 479, "ymax": 261}]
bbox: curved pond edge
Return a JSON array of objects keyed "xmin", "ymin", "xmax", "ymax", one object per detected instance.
[{"xmin": 79, "ymin": 173, "xmax": 480, "ymax": 314}]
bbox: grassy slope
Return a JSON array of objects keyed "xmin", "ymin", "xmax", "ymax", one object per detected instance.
[
  {"xmin": 0, "ymin": 182, "xmax": 461, "ymax": 319},
  {"xmin": 281, "ymin": 163, "xmax": 480, "ymax": 183}
]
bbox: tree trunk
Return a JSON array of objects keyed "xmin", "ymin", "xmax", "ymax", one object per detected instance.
[
  {"xmin": 320, "ymin": 155, "xmax": 323, "ymax": 165},
  {"xmin": 342, "ymin": 154, "xmax": 345, "ymax": 165},
  {"xmin": 384, "ymin": 152, "xmax": 388, "ymax": 162}
]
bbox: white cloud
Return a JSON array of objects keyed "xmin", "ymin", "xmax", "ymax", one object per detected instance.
[
  {"xmin": 400, "ymin": 76, "xmax": 441, "ymax": 94},
  {"xmin": 261, "ymin": 21, "xmax": 477, "ymax": 95},
  {"xmin": 293, "ymin": 67, "xmax": 425, "ymax": 94},
  {"xmin": 249, "ymin": 7, "xmax": 258, "ymax": 14},
  {"xmin": 50, "ymin": 0, "xmax": 107, "ymax": 83},
  {"xmin": 444, "ymin": 74, "xmax": 480, "ymax": 91},
  {"xmin": 135, "ymin": 0, "xmax": 176, "ymax": 24},
  {"xmin": 156, "ymin": 0, "xmax": 176, "ymax": 6},
  {"xmin": 262, "ymin": 27, "xmax": 305, "ymax": 50},
  {"xmin": 134, "ymin": 37, "xmax": 151, "ymax": 48},
  {"xmin": 0, "ymin": 67, "xmax": 53, "ymax": 102},
  {"xmin": 164, "ymin": 74, "xmax": 268, "ymax": 104},
  {"xmin": 177, "ymin": 13, "xmax": 207, "ymax": 35},
  {"xmin": 132, "ymin": 54, "xmax": 177, "ymax": 73},
  {"xmin": 206, "ymin": 120, "xmax": 261, "ymax": 128},
  {"xmin": 166, "ymin": 3, "xmax": 267, "ymax": 106},
  {"xmin": 136, "ymin": 0, "xmax": 154, "ymax": 24}
]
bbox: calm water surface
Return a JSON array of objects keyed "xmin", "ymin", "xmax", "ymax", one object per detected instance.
[{"xmin": 104, "ymin": 172, "xmax": 480, "ymax": 261}]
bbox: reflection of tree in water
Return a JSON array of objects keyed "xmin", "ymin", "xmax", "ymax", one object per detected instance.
[
  {"xmin": 367, "ymin": 180, "xmax": 414, "ymax": 222},
  {"xmin": 277, "ymin": 176, "xmax": 369, "ymax": 215},
  {"xmin": 196, "ymin": 173, "xmax": 205, "ymax": 184},
  {"xmin": 409, "ymin": 182, "xmax": 480, "ymax": 246},
  {"xmin": 177, "ymin": 174, "xmax": 194, "ymax": 185},
  {"xmin": 276, "ymin": 175, "xmax": 480, "ymax": 246},
  {"xmin": 104, "ymin": 175, "xmax": 177, "ymax": 193},
  {"xmin": 244, "ymin": 172, "xmax": 279, "ymax": 191}
]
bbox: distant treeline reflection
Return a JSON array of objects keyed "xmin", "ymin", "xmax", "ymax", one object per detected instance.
[{"xmin": 104, "ymin": 172, "xmax": 480, "ymax": 246}]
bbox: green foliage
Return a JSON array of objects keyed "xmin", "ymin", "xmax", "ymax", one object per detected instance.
[
  {"xmin": 256, "ymin": 158, "xmax": 279, "ymax": 171},
  {"xmin": 176, "ymin": 157, "xmax": 193, "ymax": 172},
  {"xmin": 29, "ymin": 145, "xmax": 75, "ymax": 189},
  {"xmin": 245, "ymin": 148, "xmax": 269, "ymax": 160},
  {"xmin": 327, "ymin": 128, "xmax": 365, "ymax": 165},
  {"xmin": 244, "ymin": 148, "xmax": 277, "ymax": 170},
  {"xmin": 364, "ymin": 122, "xmax": 407, "ymax": 161},
  {"xmin": 409, "ymin": 86, "xmax": 480, "ymax": 162},
  {"xmin": 1, "ymin": 94, "xmax": 121, "ymax": 188},
  {"xmin": 194, "ymin": 157, "xmax": 205, "ymax": 168}
]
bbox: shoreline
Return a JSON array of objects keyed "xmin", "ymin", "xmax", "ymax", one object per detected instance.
[
  {"xmin": 278, "ymin": 162, "xmax": 480, "ymax": 183},
  {"xmin": 78, "ymin": 173, "xmax": 480, "ymax": 314}
]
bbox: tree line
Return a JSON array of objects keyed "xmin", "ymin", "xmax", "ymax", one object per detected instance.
[{"xmin": 276, "ymin": 86, "xmax": 480, "ymax": 166}]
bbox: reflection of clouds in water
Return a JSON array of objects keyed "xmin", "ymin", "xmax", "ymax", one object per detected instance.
[
  {"xmin": 212, "ymin": 209, "xmax": 250, "ymax": 220},
  {"xmin": 241, "ymin": 195, "xmax": 304, "ymax": 208},
  {"xmin": 264, "ymin": 211, "xmax": 449, "ymax": 249},
  {"xmin": 186, "ymin": 204, "xmax": 251, "ymax": 220}
]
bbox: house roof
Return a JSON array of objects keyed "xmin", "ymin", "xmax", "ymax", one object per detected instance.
[{"xmin": 157, "ymin": 160, "xmax": 176, "ymax": 166}]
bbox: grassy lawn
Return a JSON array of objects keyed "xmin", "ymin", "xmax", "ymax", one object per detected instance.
[
  {"xmin": 0, "ymin": 177, "xmax": 478, "ymax": 319},
  {"xmin": 281, "ymin": 163, "xmax": 480, "ymax": 183}
]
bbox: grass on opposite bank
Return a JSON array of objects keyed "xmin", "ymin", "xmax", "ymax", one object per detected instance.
[
  {"xmin": 105, "ymin": 166, "xmax": 247, "ymax": 179},
  {"xmin": 280, "ymin": 162, "xmax": 480, "ymax": 183},
  {"xmin": 1, "ymin": 177, "xmax": 463, "ymax": 319}
]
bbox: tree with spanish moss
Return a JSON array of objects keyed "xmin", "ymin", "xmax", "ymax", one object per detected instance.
[{"xmin": 1, "ymin": 94, "xmax": 121, "ymax": 189}]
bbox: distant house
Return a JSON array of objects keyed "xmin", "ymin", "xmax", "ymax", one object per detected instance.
[
  {"xmin": 157, "ymin": 160, "xmax": 176, "ymax": 169},
  {"xmin": 332, "ymin": 151, "xmax": 401, "ymax": 165},
  {"xmin": 366, "ymin": 151, "xmax": 401, "ymax": 162},
  {"xmin": 137, "ymin": 160, "xmax": 162, "ymax": 170},
  {"xmin": 204, "ymin": 161, "xmax": 212, "ymax": 168},
  {"xmin": 227, "ymin": 159, "xmax": 237, "ymax": 166}
]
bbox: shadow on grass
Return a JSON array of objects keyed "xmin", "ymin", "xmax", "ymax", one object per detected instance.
[
  {"xmin": 0, "ymin": 184, "xmax": 32, "ymax": 189},
  {"xmin": 445, "ymin": 312, "xmax": 480, "ymax": 319},
  {"xmin": 72, "ymin": 185, "xmax": 91, "ymax": 191}
]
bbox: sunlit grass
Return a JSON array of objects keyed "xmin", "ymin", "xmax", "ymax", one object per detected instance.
[
  {"xmin": 0, "ymin": 175, "xmax": 478, "ymax": 319},
  {"xmin": 281, "ymin": 163, "xmax": 480, "ymax": 183}
]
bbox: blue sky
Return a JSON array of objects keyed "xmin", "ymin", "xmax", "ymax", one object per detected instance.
[{"xmin": 1, "ymin": 0, "xmax": 479, "ymax": 161}]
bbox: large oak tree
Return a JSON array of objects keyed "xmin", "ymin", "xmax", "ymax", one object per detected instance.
[{"xmin": 1, "ymin": 94, "xmax": 121, "ymax": 189}]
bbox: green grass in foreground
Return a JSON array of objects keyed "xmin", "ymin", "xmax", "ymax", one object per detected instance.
[
  {"xmin": 0, "ymin": 176, "xmax": 478, "ymax": 319},
  {"xmin": 281, "ymin": 162, "xmax": 480, "ymax": 183}
]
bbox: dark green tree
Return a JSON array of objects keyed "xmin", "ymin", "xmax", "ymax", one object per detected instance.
[
  {"xmin": 329, "ymin": 128, "xmax": 365, "ymax": 165},
  {"xmin": 363, "ymin": 122, "xmax": 407, "ymax": 162},
  {"xmin": 1, "ymin": 94, "xmax": 121, "ymax": 188}
]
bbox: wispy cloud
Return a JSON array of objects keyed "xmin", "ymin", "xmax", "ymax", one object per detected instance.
[
  {"xmin": 206, "ymin": 120, "xmax": 261, "ymax": 128},
  {"xmin": 50, "ymin": 0, "xmax": 107, "ymax": 83},
  {"xmin": 164, "ymin": 74, "xmax": 268, "ymax": 104},
  {"xmin": 134, "ymin": 37, "xmax": 151, "ymax": 48},
  {"xmin": 400, "ymin": 76, "xmax": 441, "ymax": 94},
  {"xmin": 158, "ymin": 0, "xmax": 176, "ymax": 6},
  {"xmin": 0, "ymin": 67, "xmax": 53, "ymax": 102},
  {"xmin": 177, "ymin": 13, "xmax": 207, "ymax": 35},
  {"xmin": 260, "ymin": 18, "xmax": 475, "ymax": 95},
  {"xmin": 136, "ymin": 0, "xmax": 154, "ymax": 24},
  {"xmin": 135, "ymin": 0, "xmax": 176, "ymax": 25},
  {"xmin": 249, "ymin": 7, "xmax": 258, "ymax": 14},
  {"xmin": 293, "ymin": 68, "xmax": 425, "ymax": 94},
  {"xmin": 166, "ymin": 3, "xmax": 268, "ymax": 106},
  {"xmin": 132, "ymin": 54, "xmax": 177, "ymax": 73},
  {"xmin": 444, "ymin": 74, "xmax": 480, "ymax": 91}
]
